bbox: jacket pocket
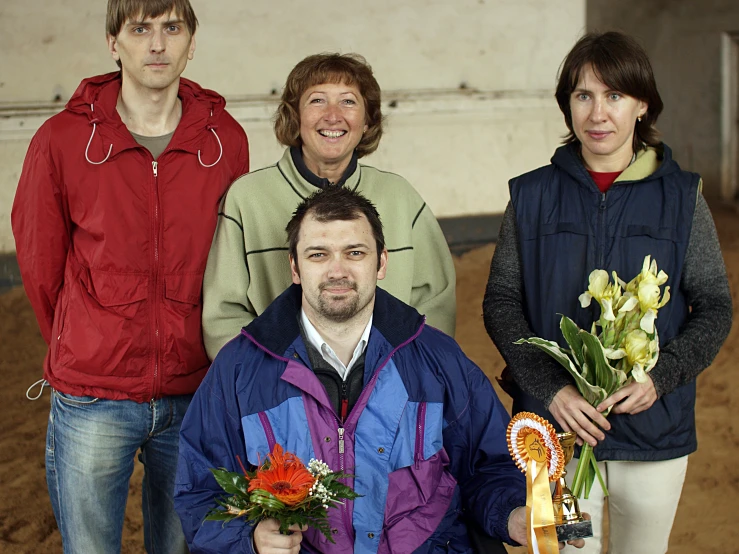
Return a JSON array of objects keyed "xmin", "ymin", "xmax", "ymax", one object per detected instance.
[
  {"xmin": 82, "ymin": 266, "xmax": 148, "ymax": 317},
  {"xmin": 56, "ymin": 266, "xmax": 149, "ymax": 376},
  {"xmin": 381, "ymin": 402, "xmax": 457, "ymax": 551},
  {"xmin": 382, "ymin": 450, "xmax": 458, "ymax": 553},
  {"xmin": 164, "ymin": 273, "xmax": 202, "ymax": 313},
  {"xmin": 52, "ymin": 286, "xmax": 71, "ymax": 363},
  {"xmin": 160, "ymin": 273, "xmax": 208, "ymax": 376},
  {"xmin": 518, "ymin": 221, "xmax": 591, "ymax": 241},
  {"xmin": 612, "ymin": 224, "xmax": 680, "ymax": 282},
  {"xmin": 623, "ymin": 225, "xmax": 679, "ymax": 242}
]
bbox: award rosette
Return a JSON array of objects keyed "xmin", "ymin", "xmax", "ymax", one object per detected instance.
[{"xmin": 507, "ymin": 412, "xmax": 565, "ymax": 554}]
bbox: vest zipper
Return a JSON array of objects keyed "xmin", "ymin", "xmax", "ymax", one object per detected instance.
[{"xmin": 597, "ymin": 192, "xmax": 607, "ymax": 268}]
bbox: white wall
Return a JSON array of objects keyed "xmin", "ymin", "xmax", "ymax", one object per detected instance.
[{"xmin": 0, "ymin": 0, "xmax": 585, "ymax": 253}]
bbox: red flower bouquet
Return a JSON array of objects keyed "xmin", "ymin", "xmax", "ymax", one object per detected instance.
[{"xmin": 206, "ymin": 444, "xmax": 360, "ymax": 542}]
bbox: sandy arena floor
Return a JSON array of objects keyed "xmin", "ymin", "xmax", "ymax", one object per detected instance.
[{"xmin": 1, "ymin": 206, "xmax": 737, "ymax": 553}]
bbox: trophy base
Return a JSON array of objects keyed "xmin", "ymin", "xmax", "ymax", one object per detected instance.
[{"xmin": 556, "ymin": 520, "xmax": 593, "ymax": 542}]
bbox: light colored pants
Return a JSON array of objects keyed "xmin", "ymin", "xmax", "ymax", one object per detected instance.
[{"xmin": 561, "ymin": 455, "xmax": 688, "ymax": 554}]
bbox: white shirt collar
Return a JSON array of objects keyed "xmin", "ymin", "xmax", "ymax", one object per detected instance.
[{"xmin": 300, "ymin": 309, "xmax": 373, "ymax": 381}]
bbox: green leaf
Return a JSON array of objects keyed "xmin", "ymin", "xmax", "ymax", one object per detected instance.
[
  {"xmin": 579, "ymin": 331, "xmax": 621, "ymax": 398},
  {"xmin": 516, "ymin": 337, "xmax": 605, "ymax": 406},
  {"xmin": 209, "ymin": 468, "xmax": 250, "ymax": 496},
  {"xmin": 559, "ymin": 315, "xmax": 585, "ymax": 369},
  {"xmin": 249, "ymin": 489, "xmax": 286, "ymax": 511},
  {"xmin": 514, "ymin": 337, "xmax": 580, "ymax": 377}
]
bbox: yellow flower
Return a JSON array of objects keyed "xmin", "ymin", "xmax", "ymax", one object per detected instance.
[
  {"xmin": 637, "ymin": 282, "xmax": 670, "ymax": 334},
  {"xmin": 579, "ymin": 270, "xmax": 621, "ymax": 321},
  {"xmin": 625, "ymin": 255, "xmax": 668, "ymax": 293},
  {"xmin": 623, "ymin": 329, "xmax": 659, "ymax": 382}
]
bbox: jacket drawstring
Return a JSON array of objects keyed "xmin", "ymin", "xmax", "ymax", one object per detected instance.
[
  {"xmin": 84, "ymin": 104, "xmax": 113, "ymax": 165},
  {"xmin": 26, "ymin": 378, "xmax": 49, "ymax": 401},
  {"xmin": 198, "ymin": 110, "xmax": 223, "ymax": 168}
]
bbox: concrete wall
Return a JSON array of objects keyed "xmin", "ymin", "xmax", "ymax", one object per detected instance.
[
  {"xmin": 0, "ymin": 0, "xmax": 586, "ymax": 253},
  {"xmin": 587, "ymin": 0, "xmax": 739, "ymax": 199}
]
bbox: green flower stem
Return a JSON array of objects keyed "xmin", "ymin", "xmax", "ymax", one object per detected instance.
[
  {"xmin": 570, "ymin": 443, "xmax": 609, "ymax": 500},
  {"xmin": 591, "ymin": 454, "xmax": 608, "ymax": 498},
  {"xmin": 570, "ymin": 444, "xmax": 591, "ymax": 498}
]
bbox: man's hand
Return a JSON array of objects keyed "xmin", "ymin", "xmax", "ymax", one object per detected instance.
[
  {"xmin": 507, "ymin": 505, "xmax": 528, "ymax": 545},
  {"xmin": 254, "ymin": 519, "xmax": 305, "ymax": 554},
  {"xmin": 597, "ymin": 376, "xmax": 657, "ymax": 415},
  {"xmin": 507, "ymin": 507, "xmax": 588, "ymax": 549},
  {"xmin": 548, "ymin": 385, "xmax": 610, "ymax": 447}
]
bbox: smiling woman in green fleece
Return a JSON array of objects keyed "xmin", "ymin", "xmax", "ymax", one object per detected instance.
[{"xmin": 201, "ymin": 53, "xmax": 456, "ymax": 360}]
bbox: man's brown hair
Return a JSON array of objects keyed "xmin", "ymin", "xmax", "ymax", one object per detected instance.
[
  {"xmin": 106, "ymin": 0, "xmax": 198, "ymax": 38},
  {"xmin": 274, "ymin": 53, "xmax": 384, "ymax": 159},
  {"xmin": 286, "ymin": 187, "xmax": 385, "ymax": 271},
  {"xmin": 555, "ymin": 31, "xmax": 663, "ymax": 151}
]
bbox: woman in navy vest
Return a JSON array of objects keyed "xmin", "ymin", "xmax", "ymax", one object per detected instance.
[{"xmin": 483, "ymin": 31, "xmax": 731, "ymax": 554}]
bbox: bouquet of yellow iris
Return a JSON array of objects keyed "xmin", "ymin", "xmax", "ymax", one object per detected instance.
[
  {"xmin": 515, "ymin": 255, "xmax": 670, "ymax": 499},
  {"xmin": 206, "ymin": 444, "xmax": 360, "ymax": 542}
]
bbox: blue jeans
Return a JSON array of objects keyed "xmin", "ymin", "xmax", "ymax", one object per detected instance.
[{"xmin": 46, "ymin": 389, "xmax": 192, "ymax": 554}]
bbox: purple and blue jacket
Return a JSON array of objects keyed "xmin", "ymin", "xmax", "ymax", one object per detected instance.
[{"xmin": 174, "ymin": 285, "xmax": 525, "ymax": 553}]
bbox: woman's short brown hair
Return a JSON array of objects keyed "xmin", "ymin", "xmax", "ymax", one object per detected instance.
[
  {"xmin": 274, "ymin": 53, "xmax": 384, "ymax": 159},
  {"xmin": 555, "ymin": 31, "xmax": 663, "ymax": 151}
]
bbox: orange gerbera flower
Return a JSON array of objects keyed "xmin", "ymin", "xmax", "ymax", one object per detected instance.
[{"xmin": 248, "ymin": 444, "xmax": 316, "ymax": 506}]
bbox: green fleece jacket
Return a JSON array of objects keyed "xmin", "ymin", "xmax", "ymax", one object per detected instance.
[{"xmin": 202, "ymin": 149, "xmax": 456, "ymax": 359}]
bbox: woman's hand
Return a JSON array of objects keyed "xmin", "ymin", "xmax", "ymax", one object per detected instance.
[
  {"xmin": 254, "ymin": 519, "xmax": 306, "ymax": 554},
  {"xmin": 597, "ymin": 376, "xmax": 657, "ymax": 415},
  {"xmin": 549, "ymin": 385, "xmax": 610, "ymax": 447}
]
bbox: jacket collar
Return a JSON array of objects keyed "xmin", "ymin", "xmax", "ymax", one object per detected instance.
[
  {"xmin": 552, "ymin": 142, "xmax": 681, "ymax": 191},
  {"xmin": 290, "ymin": 146, "xmax": 359, "ymax": 189},
  {"xmin": 242, "ymin": 284, "xmax": 425, "ymax": 359},
  {"xmin": 65, "ymin": 72, "xmax": 227, "ymax": 156},
  {"xmin": 276, "ymin": 148, "xmax": 362, "ymax": 200}
]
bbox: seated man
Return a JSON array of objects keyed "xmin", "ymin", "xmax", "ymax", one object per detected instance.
[{"xmin": 175, "ymin": 187, "xmax": 530, "ymax": 553}]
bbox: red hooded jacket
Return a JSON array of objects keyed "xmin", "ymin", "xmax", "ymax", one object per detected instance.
[{"xmin": 12, "ymin": 72, "xmax": 249, "ymax": 402}]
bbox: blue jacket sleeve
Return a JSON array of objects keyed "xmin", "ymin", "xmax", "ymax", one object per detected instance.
[
  {"xmin": 174, "ymin": 355, "xmax": 256, "ymax": 553},
  {"xmin": 442, "ymin": 352, "xmax": 527, "ymax": 544}
]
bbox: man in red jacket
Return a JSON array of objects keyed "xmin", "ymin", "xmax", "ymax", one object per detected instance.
[{"xmin": 11, "ymin": 0, "xmax": 249, "ymax": 551}]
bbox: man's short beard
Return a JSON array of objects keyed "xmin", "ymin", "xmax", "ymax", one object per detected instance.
[
  {"xmin": 317, "ymin": 295, "xmax": 359, "ymax": 322},
  {"xmin": 317, "ymin": 280, "xmax": 359, "ymax": 322}
]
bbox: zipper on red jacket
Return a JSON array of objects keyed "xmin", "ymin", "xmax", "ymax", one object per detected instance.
[{"xmin": 151, "ymin": 160, "xmax": 162, "ymax": 398}]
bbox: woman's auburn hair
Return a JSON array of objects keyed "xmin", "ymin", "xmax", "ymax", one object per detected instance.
[
  {"xmin": 274, "ymin": 53, "xmax": 384, "ymax": 159},
  {"xmin": 555, "ymin": 31, "xmax": 664, "ymax": 151}
]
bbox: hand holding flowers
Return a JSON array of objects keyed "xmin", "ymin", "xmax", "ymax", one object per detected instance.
[{"xmin": 515, "ymin": 255, "xmax": 670, "ymax": 499}]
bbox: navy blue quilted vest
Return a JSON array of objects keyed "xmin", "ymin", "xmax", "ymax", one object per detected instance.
[{"xmin": 510, "ymin": 143, "xmax": 700, "ymax": 461}]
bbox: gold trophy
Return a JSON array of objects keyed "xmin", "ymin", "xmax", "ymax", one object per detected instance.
[{"xmin": 553, "ymin": 432, "xmax": 593, "ymax": 541}]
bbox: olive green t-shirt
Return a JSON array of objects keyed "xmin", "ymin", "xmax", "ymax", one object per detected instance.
[{"xmin": 130, "ymin": 130, "xmax": 175, "ymax": 160}]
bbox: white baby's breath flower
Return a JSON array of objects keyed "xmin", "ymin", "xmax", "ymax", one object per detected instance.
[{"xmin": 308, "ymin": 459, "xmax": 332, "ymax": 478}]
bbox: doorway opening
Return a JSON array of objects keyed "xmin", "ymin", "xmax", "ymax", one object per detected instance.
[{"xmin": 721, "ymin": 32, "xmax": 739, "ymax": 201}]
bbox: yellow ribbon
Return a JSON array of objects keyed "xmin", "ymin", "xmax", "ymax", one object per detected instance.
[
  {"xmin": 526, "ymin": 459, "xmax": 559, "ymax": 554},
  {"xmin": 507, "ymin": 413, "xmax": 565, "ymax": 554}
]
